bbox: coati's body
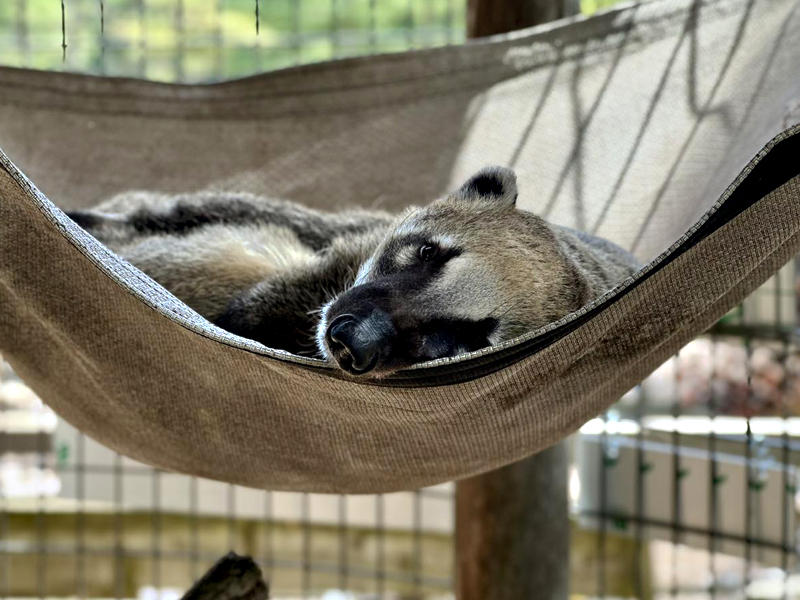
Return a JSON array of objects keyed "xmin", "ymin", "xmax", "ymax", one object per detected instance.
[{"xmin": 68, "ymin": 167, "xmax": 640, "ymax": 376}]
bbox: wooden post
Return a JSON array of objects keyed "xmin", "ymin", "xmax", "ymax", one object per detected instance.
[
  {"xmin": 455, "ymin": 443, "xmax": 570, "ymax": 600},
  {"xmin": 457, "ymin": 2, "xmax": 581, "ymax": 598},
  {"xmin": 467, "ymin": 0, "xmax": 580, "ymax": 38}
]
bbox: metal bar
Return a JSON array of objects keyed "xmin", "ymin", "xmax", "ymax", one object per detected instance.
[
  {"xmin": 36, "ymin": 419, "xmax": 47, "ymax": 599},
  {"xmin": 151, "ymin": 469, "xmax": 161, "ymax": 590},
  {"xmin": 0, "ymin": 385, "xmax": 7, "ymax": 600},
  {"xmin": 338, "ymin": 495, "xmax": 348, "ymax": 591},
  {"xmin": 0, "ymin": 541, "xmax": 452, "ymax": 587},
  {"xmin": 139, "ymin": 0, "xmax": 147, "ymax": 78},
  {"xmin": 670, "ymin": 350, "xmax": 683, "ymax": 598},
  {"xmin": 368, "ymin": 0, "xmax": 377, "ymax": 52},
  {"xmin": 413, "ymin": 490, "xmax": 422, "ymax": 594},
  {"xmin": 174, "ymin": 0, "xmax": 185, "ymax": 82},
  {"xmin": 292, "ymin": 0, "xmax": 301, "ymax": 65},
  {"xmin": 302, "ymin": 492, "xmax": 311, "ymax": 598},
  {"xmin": 190, "ymin": 477, "xmax": 199, "ymax": 580},
  {"xmin": 98, "ymin": 0, "xmax": 106, "ymax": 74},
  {"xmin": 772, "ymin": 265, "xmax": 790, "ymax": 600},
  {"xmin": 15, "ymin": 0, "xmax": 29, "ymax": 67},
  {"xmin": 60, "ymin": 0, "xmax": 67, "ymax": 62},
  {"xmin": 215, "ymin": 0, "xmax": 224, "ymax": 79},
  {"xmin": 76, "ymin": 433, "xmax": 86, "ymax": 599},
  {"xmin": 743, "ymin": 327, "xmax": 754, "ymax": 591},
  {"xmin": 114, "ymin": 453, "xmax": 124, "ymax": 599},
  {"xmin": 376, "ymin": 494, "xmax": 386, "ymax": 597},
  {"xmin": 227, "ymin": 484, "xmax": 236, "ymax": 553},
  {"xmin": 263, "ymin": 490, "xmax": 273, "ymax": 572},
  {"xmin": 331, "ymin": 0, "xmax": 339, "ymax": 58},
  {"xmin": 599, "ymin": 416, "xmax": 608, "ymax": 598},
  {"xmin": 577, "ymin": 511, "xmax": 798, "ymax": 553},
  {"xmin": 708, "ymin": 338, "xmax": 720, "ymax": 600},
  {"xmin": 635, "ymin": 385, "xmax": 649, "ymax": 600}
]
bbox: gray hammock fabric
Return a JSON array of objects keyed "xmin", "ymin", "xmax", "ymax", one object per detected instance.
[{"xmin": 1, "ymin": 0, "xmax": 799, "ymax": 493}]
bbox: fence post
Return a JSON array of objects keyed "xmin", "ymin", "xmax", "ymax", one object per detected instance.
[
  {"xmin": 455, "ymin": 443, "xmax": 569, "ymax": 600},
  {"xmin": 467, "ymin": 0, "xmax": 580, "ymax": 38}
]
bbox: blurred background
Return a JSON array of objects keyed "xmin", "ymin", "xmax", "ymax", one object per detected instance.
[{"xmin": 0, "ymin": 0, "xmax": 798, "ymax": 598}]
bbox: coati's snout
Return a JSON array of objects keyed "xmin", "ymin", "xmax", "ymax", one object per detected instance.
[
  {"xmin": 325, "ymin": 311, "xmax": 395, "ymax": 374},
  {"xmin": 322, "ymin": 276, "xmax": 498, "ymax": 376}
]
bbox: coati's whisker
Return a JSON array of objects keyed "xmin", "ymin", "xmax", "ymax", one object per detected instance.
[
  {"xmin": 487, "ymin": 294, "xmax": 526, "ymax": 319},
  {"xmin": 494, "ymin": 297, "xmax": 528, "ymax": 320}
]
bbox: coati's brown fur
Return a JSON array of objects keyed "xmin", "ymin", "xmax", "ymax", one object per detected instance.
[{"xmin": 68, "ymin": 167, "xmax": 640, "ymax": 376}]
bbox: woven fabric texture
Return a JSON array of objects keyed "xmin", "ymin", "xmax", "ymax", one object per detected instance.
[{"xmin": 1, "ymin": 0, "xmax": 799, "ymax": 492}]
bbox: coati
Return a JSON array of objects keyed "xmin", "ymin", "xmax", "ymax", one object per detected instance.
[{"xmin": 68, "ymin": 167, "xmax": 640, "ymax": 377}]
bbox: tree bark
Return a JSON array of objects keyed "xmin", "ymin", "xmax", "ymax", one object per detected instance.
[{"xmin": 455, "ymin": 443, "xmax": 570, "ymax": 600}]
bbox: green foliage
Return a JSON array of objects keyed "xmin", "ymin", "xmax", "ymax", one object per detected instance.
[
  {"xmin": 580, "ymin": 0, "xmax": 628, "ymax": 15},
  {"xmin": 0, "ymin": 0, "xmax": 466, "ymax": 81}
]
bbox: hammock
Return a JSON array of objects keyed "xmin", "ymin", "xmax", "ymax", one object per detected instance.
[{"xmin": 0, "ymin": 0, "xmax": 799, "ymax": 494}]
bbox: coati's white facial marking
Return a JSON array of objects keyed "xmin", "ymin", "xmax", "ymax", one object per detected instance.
[
  {"xmin": 315, "ymin": 298, "xmax": 336, "ymax": 358},
  {"xmin": 393, "ymin": 245, "xmax": 420, "ymax": 268},
  {"xmin": 353, "ymin": 257, "xmax": 374, "ymax": 286},
  {"xmin": 355, "ymin": 231, "xmax": 463, "ymax": 284},
  {"xmin": 424, "ymin": 255, "xmax": 501, "ymax": 322}
]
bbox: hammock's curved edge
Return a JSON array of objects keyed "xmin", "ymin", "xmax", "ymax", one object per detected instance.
[{"xmin": 2, "ymin": 122, "xmax": 799, "ymax": 389}]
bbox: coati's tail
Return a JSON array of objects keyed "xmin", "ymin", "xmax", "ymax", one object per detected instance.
[
  {"xmin": 65, "ymin": 209, "xmax": 140, "ymax": 248},
  {"xmin": 66, "ymin": 210, "xmax": 104, "ymax": 231}
]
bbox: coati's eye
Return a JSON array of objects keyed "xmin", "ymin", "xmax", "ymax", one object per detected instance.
[{"xmin": 418, "ymin": 244, "xmax": 439, "ymax": 262}]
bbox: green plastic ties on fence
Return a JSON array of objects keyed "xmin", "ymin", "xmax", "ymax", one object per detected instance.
[
  {"xmin": 712, "ymin": 474, "xmax": 728, "ymax": 486},
  {"xmin": 748, "ymin": 480, "xmax": 766, "ymax": 492},
  {"xmin": 640, "ymin": 462, "xmax": 654, "ymax": 474},
  {"xmin": 57, "ymin": 442, "xmax": 69, "ymax": 466},
  {"xmin": 677, "ymin": 468, "xmax": 690, "ymax": 480}
]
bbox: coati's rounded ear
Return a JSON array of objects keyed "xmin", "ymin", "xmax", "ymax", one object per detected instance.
[{"xmin": 453, "ymin": 166, "xmax": 518, "ymax": 207}]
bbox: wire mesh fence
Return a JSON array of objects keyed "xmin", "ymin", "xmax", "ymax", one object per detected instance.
[
  {"xmin": 1, "ymin": 1, "xmax": 799, "ymax": 599},
  {"xmin": 574, "ymin": 261, "xmax": 800, "ymax": 599},
  {"xmin": 0, "ymin": 0, "xmax": 467, "ymax": 82}
]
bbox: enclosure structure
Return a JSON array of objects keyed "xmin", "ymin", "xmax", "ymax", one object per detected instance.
[{"xmin": 1, "ymin": 0, "xmax": 800, "ymax": 598}]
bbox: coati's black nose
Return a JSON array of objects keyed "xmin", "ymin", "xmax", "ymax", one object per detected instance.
[{"xmin": 326, "ymin": 312, "xmax": 392, "ymax": 375}]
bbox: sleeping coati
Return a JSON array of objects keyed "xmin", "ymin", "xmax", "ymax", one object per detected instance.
[{"xmin": 67, "ymin": 167, "xmax": 640, "ymax": 377}]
